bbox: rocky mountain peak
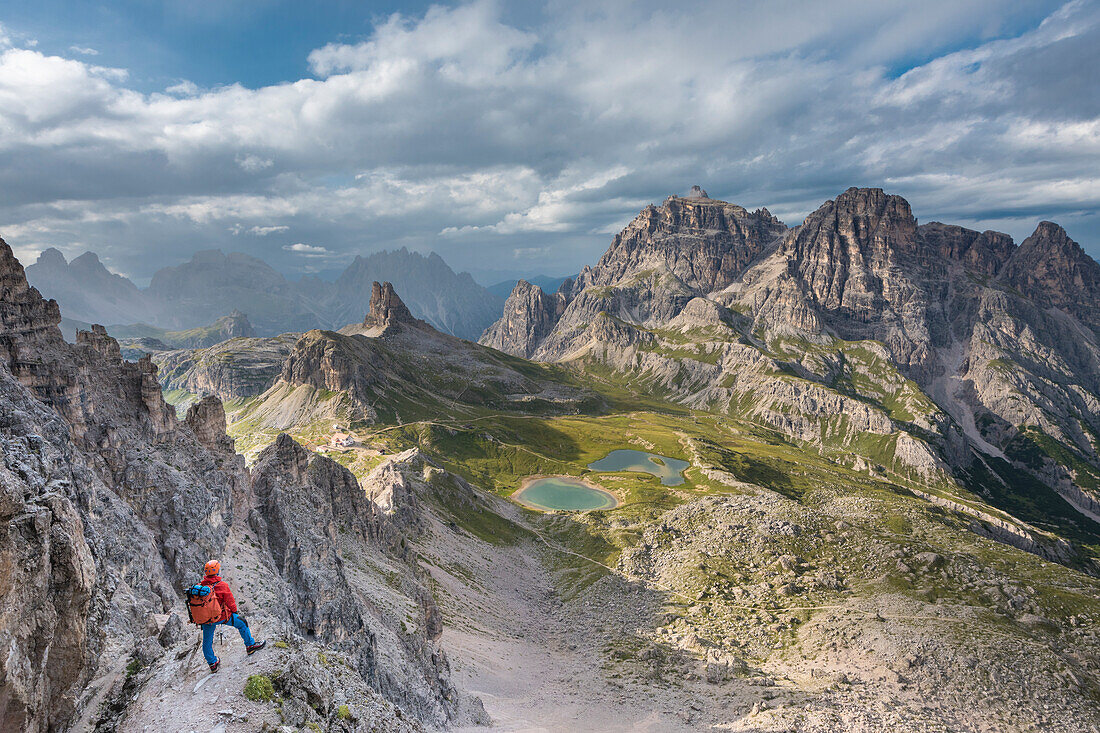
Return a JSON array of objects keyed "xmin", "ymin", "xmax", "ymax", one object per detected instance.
[
  {"xmin": 362, "ymin": 281, "xmax": 423, "ymax": 332},
  {"xmin": 835, "ymin": 186, "xmax": 913, "ymax": 222},
  {"xmin": 1018, "ymin": 221, "xmax": 1080, "ymax": 257},
  {"xmin": 916, "ymin": 222, "xmax": 1016, "ymax": 277},
  {"xmin": 35, "ymin": 247, "xmax": 68, "ymax": 268},
  {"xmin": 687, "ymin": 185, "xmax": 709, "ymax": 199},
  {"xmin": 480, "ymin": 279, "xmax": 568, "ymax": 358},
  {"xmin": 185, "ymin": 395, "xmax": 235, "ymax": 454},
  {"xmin": 70, "ymin": 251, "xmax": 105, "ymax": 270},
  {"xmin": 784, "ymin": 187, "xmax": 918, "ymax": 263},
  {"xmin": 1001, "ymin": 221, "xmax": 1100, "ymax": 328}
]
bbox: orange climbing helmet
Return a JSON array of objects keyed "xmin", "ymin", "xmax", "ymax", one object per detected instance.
[{"xmin": 204, "ymin": 559, "xmax": 221, "ymax": 577}]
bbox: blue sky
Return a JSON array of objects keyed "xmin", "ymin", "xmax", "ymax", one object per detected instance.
[
  {"xmin": 0, "ymin": 0, "xmax": 1097, "ymax": 284},
  {"xmin": 2, "ymin": 1, "xmax": 439, "ymax": 90}
]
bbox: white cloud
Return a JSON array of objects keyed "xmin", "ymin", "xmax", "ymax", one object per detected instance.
[
  {"xmin": 0, "ymin": 0, "xmax": 1096, "ymax": 281},
  {"xmin": 235, "ymin": 154, "xmax": 273, "ymax": 172},
  {"xmin": 250, "ymin": 224, "xmax": 290, "ymax": 235},
  {"xmin": 165, "ymin": 80, "xmax": 200, "ymax": 97},
  {"xmin": 228, "ymin": 223, "xmax": 290, "ymax": 236},
  {"xmin": 283, "ymin": 242, "xmax": 330, "ymax": 254},
  {"xmin": 69, "ymin": 45, "xmax": 99, "ymax": 56}
]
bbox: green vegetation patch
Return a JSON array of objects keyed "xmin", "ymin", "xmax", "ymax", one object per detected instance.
[{"xmin": 243, "ymin": 674, "xmax": 275, "ymax": 702}]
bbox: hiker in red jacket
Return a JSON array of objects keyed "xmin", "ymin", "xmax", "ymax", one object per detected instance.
[{"xmin": 199, "ymin": 560, "xmax": 265, "ymax": 672}]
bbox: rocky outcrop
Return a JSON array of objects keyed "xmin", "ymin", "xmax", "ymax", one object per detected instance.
[
  {"xmin": 217, "ymin": 309, "xmax": 255, "ymax": 339},
  {"xmin": 185, "ymin": 395, "xmax": 235, "ymax": 454},
  {"xmin": 480, "ymin": 279, "xmax": 568, "ymax": 358},
  {"xmin": 361, "ymin": 280, "xmax": 425, "ymax": 333},
  {"xmin": 248, "ymin": 434, "xmax": 486, "ymax": 727},
  {"xmin": 153, "ymin": 332, "xmax": 299, "ymax": 401},
  {"xmin": 1001, "ymin": 221, "xmax": 1100, "ymax": 331},
  {"xmin": 250, "ymin": 434, "xmax": 377, "ymax": 647}
]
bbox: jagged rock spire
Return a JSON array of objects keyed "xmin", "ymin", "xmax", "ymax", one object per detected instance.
[
  {"xmin": 362, "ymin": 281, "xmax": 421, "ymax": 331},
  {"xmin": 687, "ymin": 185, "xmax": 709, "ymax": 199}
]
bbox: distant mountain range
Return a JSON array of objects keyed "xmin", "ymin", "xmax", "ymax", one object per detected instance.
[{"xmin": 26, "ymin": 246, "xmax": 504, "ymax": 341}]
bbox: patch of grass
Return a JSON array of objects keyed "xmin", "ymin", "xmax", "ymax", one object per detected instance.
[
  {"xmin": 337, "ymin": 704, "xmax": 352, "ymax": 720},
  {"xmin": 243, "ymin": 674, "xmax": 275, "ymax": 702},
  {"xmin": 885, "ymin": 514, "xmax": 912, "ymax": 536}
]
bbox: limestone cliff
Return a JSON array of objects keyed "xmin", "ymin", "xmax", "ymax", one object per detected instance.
[{"xmin": 480, "ymin": 279, "xmax": 569, "ymax": 358}]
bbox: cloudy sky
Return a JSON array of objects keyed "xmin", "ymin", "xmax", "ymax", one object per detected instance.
[{"xmin": 0, "ymin": 0, "xmax": 1097, "ymax": 285}]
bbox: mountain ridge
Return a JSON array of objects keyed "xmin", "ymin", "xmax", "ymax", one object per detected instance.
[
  {"xmin": 481, "ymin": 186, "xmax": 1100, "ymax": 553},
  {"xmin": 25, "ymin": 245, "xmax": 502, "ymax": 341}
]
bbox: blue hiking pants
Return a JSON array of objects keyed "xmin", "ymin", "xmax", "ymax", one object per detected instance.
[{"xmin": 201, "ymin": 613, "xmax": 256, "ymax": 664}]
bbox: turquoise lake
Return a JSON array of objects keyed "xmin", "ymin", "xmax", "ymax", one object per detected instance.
[
  {"xmin": 513, "ymin": 477, "xmax": 619, "ymax": 511},
  {"xmin": 586, "ymin": 449, "xmax": 689, "ymax": 486}
]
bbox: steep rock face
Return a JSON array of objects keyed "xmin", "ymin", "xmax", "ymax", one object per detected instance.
[
  {"xmin": 583, "ymin": 192, "xmax": 787, "ymax": 294},
  {"xmin": 185, "ymin": 395, "xmax": 236, "ymax": 454},
  {"xmin": 0, "ymin": 368, "xmax": 96, "ymax": 732},
  {"xmin": 0, "ymin": 238, "xmax": 246, "ymax": 730},
  {"xmin": 480, "ymin": 191, "xmax": 786, "ymax": 360},
  {"xmin": 361, "ymin": 280, "xmax": 425, "ymax": 333},
  {"xmin": 917, "ymin": 222, "xmax": 1015, "ymax": 278},
  {"xmin": 250, "ymin": 434, "xmax": 377, "ymax": 646},
  {"xmin": 153, "ymin": 333, "xmax": 299, "ymax": 402},
  {"xmin": 280, "ymin": 330, "xmax": 380, "ymax": 402},
  {"xmin": 1002, "ymin": 222, "xmax": 1100, "ymax": 331},
  {"xmin": 777, "ymin": 187, "xmax": 948, "ymax": 379},
  {"xmin": 247, "ymin": 434, "xmax": 482, "ymax": 727},
  {"xmin": 480, "ymin": 279, "xmax": 568, "ymax": 358}
]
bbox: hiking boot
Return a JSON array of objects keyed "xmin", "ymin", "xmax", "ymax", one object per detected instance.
[
  {"xmin": 246, "ymin": 641, "xmax": 267, "ymax": 655},
  {"xmin": 209, "ymin": 659, "xmax": 220, "ymax": 673}
]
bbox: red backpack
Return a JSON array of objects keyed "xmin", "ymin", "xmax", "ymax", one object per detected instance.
[{"xmin": 185, "ymin": 583, "xmax": 223, "ymax": 625}]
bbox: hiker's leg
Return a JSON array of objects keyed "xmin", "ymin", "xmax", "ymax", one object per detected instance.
[
  {"xmin": 201, "ymin": 624, "xmax": 217, "ymax": 665},
  {"xmin": 227, "ymin": 613, "xmax": 257, "ymax": 646}
]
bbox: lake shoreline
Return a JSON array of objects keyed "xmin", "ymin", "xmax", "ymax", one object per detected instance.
[
  {"xmin": 512, "ymin": 475, "xmax": 621, "ymax": 511},
  {"xmin": 586, "ymin": 448, "xmax": 689, "ymax": 486}
]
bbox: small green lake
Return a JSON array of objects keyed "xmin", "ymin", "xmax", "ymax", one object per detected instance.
[
  {"xmin": 587, "ymin": 449, "xmax": 690, "ymax": 486},
  {"xmin": 513, "ymin": 477, "xmax": 619, "ymax": 511}
]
